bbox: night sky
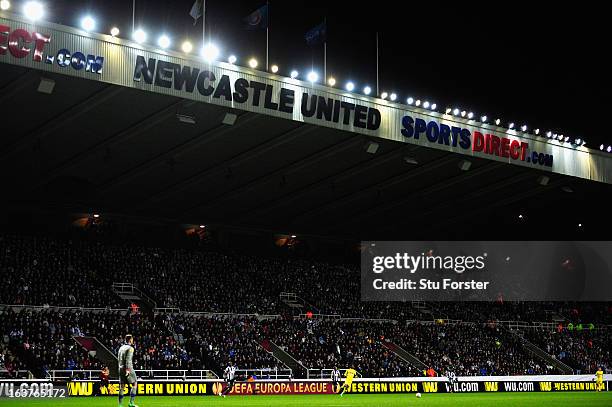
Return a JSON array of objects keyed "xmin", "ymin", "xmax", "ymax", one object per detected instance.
[{"xmin": 22, "ymin": 1, "xmax": 612, "ymax": 148}]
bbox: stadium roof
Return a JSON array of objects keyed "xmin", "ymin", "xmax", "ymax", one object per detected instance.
[{"xmin": 1, "ymin": 12, "xmax": 612, "ymax": 240}]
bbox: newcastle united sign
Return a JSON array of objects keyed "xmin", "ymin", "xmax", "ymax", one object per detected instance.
[{"xmin": 1, "ymin": 11, "xmax": 612, "ymax": 184}]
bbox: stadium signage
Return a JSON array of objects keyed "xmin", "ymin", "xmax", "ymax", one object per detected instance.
[
  {"xmin": 1, "ymin": 13, "xmax": 611, "ymax": 184},
  {"xmin": 0, "ymin": 24, "xmax": 104, "ymax": 74},
  {"xmin": 401, "ymin": 115, "xmax": 553, "ymax": 167},
  {"xmin": 133, "ymin": 56, "xmax": 382, "ymax": 130},
  {"xmin": 60, "ymin": 379, "xmax": 609, "ymax": 396}
]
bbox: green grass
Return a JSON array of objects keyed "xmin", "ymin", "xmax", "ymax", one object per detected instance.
[{"xmin": 0, "ymin": 393, "xmax": 611, "ymax": 407}]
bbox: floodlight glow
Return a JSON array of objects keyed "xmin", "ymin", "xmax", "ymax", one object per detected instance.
[
  {"xmin": 110, "ymin": 27, "xmax": 120, "ymax": 37},
  {"xmin": 453, "ymin": 108, "xmax": 460, "ymax": 115},
  {"xmin": 534, "ymin": 128, "xmax": 540, "ymax": 135},
  {"xmin": 81, "ymin": 16, "xmax": 95, "ymax": 32},
  {"xmin": 307, "ymin": 71, "xmax": 318, "ymax": 83},
  {"xmin": 600, "ymin": 144, "xmax": 604, "ymax": 150},
  {"xmin": 133, "ymin": 29, "xmax": 147, "ymax": 44},
  {"xmin": 181, "ymin": 41, "xmax": 193, "ymax": 53},
  {"xmin": 202, "ymin": 43, "xmax": 220, "ymax": 62},
  {"xmin": 158, "ymin": 34, "xmax": 171, "ymax": 49},
  {"xmin": 495, "ymin": 118, "xmax": 501, "ymax": 125},
  {"xmin": 24, "ymin": 1, "xmax": 44, "ymax": 21},
  {"xmin": 271, "ymin": 64, "xmax": 279, "ymax": 73},
  {"xmin": 407, "ymin": 97, "xmax": 414, "ymax": 105},
  {"xmin": 390, "ymin": 93, "xmax": 397, "ymax": 101},
  {"xmin": 521, "ymin": 124, "xmax": 527, "ymax": 132},
  {"xmin": 327, "ymin": 77, "xmax": 336, "ymax": 86},
  {"xmin": 546, "ymin": 131, "xmax": 553, "ymax": 138},
  {"xmin": 227, "ymin": 55, "xmax": 237, "ymax": 64},
  {"xmin": 248, "ymin": 58, "xmax": 258, "ymax": 68},
  {"xmin": 290, "ymin": 70, "xmax": 299, "ymax": 79},
  {"xmin": 415, "ymin": 99, "xmax": 421, "ymax": 106},
  {"xmin": 460, "ymin": 110, "xmax": 467, "ymax": 117},
  {"xmin": 363, "ymin": 86, "xmax": 371, "ymax": 95},
  {"xmin": 0, "ymin": 0, "xmax": 9, "ymax": 11},
  {"xmin": 608, "ymin": 146, "xmax": 612, "ymax": 153},
  {"xmin": 345, "ymin": 81, "xmax": 355, "ymax": 91},
  {"xmin": 445, "ymin": 108, "xmax": 452, "ymax": 114},
  {"xmin": 508, "ymin": 122, "xmax": 515, "ymax": 129},
  {"xmin": 467, "ymin": 112, "xmax": 474, "ymax": 119},
  {"xmin": 431, "ymin": 103, "xmax": 437, "ymax": 110},
  {"xmin": 423, "ymin": 101, "xmax": 430, "ymax": 108},
  {"xmin": 381, "ymin": 92, "xmax": 388, "ymax": 99},
  {"xmin": 481, "ymin": 115, "xmax": 487, "ymax": 122}
]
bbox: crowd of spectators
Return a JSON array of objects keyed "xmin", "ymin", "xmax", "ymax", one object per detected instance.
[
  {"xmin": 0, "ymin": 235, "xmax": 123, "ymax": 308},
  {"xmin": 262, "ymin": 318, "xmax": 418, "ymax": 377},
  {"xmin": 393, "ymin": 322, "xmax": 556, "ymax": 376},
  {"xmin": 0, "ymin": 308, "xmax": 198, "ymax": 375},
  {"xmin": 0, "ymin": 234, "xmax": 610, "ymax": 378},
  {"xmin": 524, "ymin": 328, "xmax": 611, "ymax": 374}
]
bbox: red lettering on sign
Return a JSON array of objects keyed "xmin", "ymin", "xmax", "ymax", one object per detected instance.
[{"xmin": 8, "ymin": 28, "xmax": 31, "ymax": 58}]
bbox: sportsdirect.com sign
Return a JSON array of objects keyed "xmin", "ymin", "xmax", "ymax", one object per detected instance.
[
  {"xmin": 1, "ymin": 13, "xmax": 611, "ymax": 184},
  {"xmin": 59, "ymin": 380, "xmax": 609, "ymax": 396}
]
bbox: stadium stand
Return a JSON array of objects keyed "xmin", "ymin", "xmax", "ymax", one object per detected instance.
[{"xmin": 0, "ymin": 234, "xmax": 610, "ymax": 378}]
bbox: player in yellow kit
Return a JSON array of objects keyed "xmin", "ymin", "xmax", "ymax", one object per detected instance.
[
  {"xmin": 339, "ymin": 366, "xmax": 359, "ymax": 397},
  {"xmin": 595, "ymin": 367, "xmax": 604, "ymax": 392}
]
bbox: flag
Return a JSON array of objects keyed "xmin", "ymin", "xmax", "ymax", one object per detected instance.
[
  {"xmin": 189, "ymin": 0, "xmax": 204, "ymax": 25},
  {"xmin": 305, "ymin": 21, "xmax": 326, "ymax": 45},
  {"xmin": 244, "ymin": 4, "xmax": 269, "ymax": 30}
]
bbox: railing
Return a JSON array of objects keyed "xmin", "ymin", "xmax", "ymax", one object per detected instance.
[
  {"xmin": 0, "ymin": 370, "xmax": 33, "ymax": 379},
  {"xmin": 340, "ymin": 317, "xmax": 397, "ymax": 324},
  {"xmin": 0, "ymin": 304, "xmax": 128, "ymax": 312},
  {"xmin": 47, "ymin": 369, "xmax": 218, "ymax": 381},
  {"xmin": 280, "ymin": 292, "xmax": 298, "ymax": 302},
  {"xmin": 293, "ymin": 313, "xmax": 341, "ymax": 320},
  {"xmin": 112, "ymin": 282, "xmax": 157, "ymax": 308},
  {"xmin": 234, "ymin": 368, "xmax": 292, "ymax": 380},
  {"xmin": 307, "ymin": 368, "xmax": 351, "ymax": 379}
]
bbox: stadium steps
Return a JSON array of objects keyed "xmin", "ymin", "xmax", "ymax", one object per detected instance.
[
  {"xmin": 259, "ymin": 339, "xmax": 307, "ymax": 378},
  {"xmin": 112, "ymin": 282, "xmax": 157, "ymax": 312},
  {"xmin": 382, "ymin": 340, "xmax": 429, "ymax": 371},
  {"xmin": 280, "ymin": 292, "xmax": 320, "ymax": 316},
  {"xmin": 508, "ymin": 330, "xmax": 574, "ymax": 374},
  {"xmin": 73, "ymin": 336, "xmax": 119, "ymax": 378}
]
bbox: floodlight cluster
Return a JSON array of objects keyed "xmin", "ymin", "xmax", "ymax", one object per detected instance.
[{"xmin": 7, "ymin": 1, "xmax": 593, "ymax": 150}]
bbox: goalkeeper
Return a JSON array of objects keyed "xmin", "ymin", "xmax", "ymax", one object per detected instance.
[{"xmin": 118, "ymin": 334, "xmax": 138, "ymax": 407}]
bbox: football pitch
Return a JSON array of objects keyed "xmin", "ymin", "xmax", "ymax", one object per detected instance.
[{"xmin": 0, "ymin": 393, "xmax": 611, "ymax": 407}]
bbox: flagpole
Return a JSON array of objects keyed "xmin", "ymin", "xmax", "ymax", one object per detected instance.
[
  {"xmin": 266, "ymin": 1, "xmax": 269, "ymax": 71},
  {"xmin": 202, "ymin": 0, "xmax": 206, "ymax": 45},
  {"xmin": 323, "ymin": 17, "xmax": 327, "ymax": 83},
  {"xmin": 324, "ymin": 42, "xmax": 327, "ymax": 84},
  {"xmin": 132, "ymin": 0, "xmax": 135, "ymax": 33},
  {"xmin": 376, "ymin": 31, "xmax": 379, "ymax": 96}
]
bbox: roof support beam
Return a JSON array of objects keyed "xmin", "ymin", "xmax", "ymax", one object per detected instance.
[
  {"xmin": 289, "ymin": 154, "xmax": 458, "ymax": 226},
  {"xmin": 0, "ymin": 86, "xmax": 123, "ymax": 161},
  {"xmin": 98, "ymin": 112, "xmax": 260, "ymax": 192},
  {"xmin": 31, "ymin": 99, "xmax": 191, "ymax": 190},
  {"xmin": 236, "ymin": 145, "xmax": 420, "ymax": 221},
  {"xmin": 181, "ymin": 136, "xmax": 365, "ymax": 217}
]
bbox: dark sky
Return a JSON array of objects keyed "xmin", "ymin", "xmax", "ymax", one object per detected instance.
[{"xmin": 44, "ymin": 1, "xmax": 611, "ymax": 148}]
